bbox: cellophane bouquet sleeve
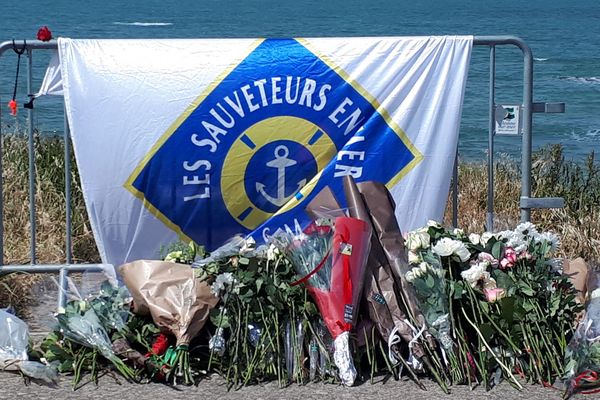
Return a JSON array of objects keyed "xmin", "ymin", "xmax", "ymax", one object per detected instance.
[{"xmin": 276, "ymin": 216, "xmax": 371, "ymax": 385}]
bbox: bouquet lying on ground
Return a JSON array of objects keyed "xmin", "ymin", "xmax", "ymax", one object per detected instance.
[
  {"xmin": 9, "ymin": 214, "xmax": 592, "ymax": 394},
  {"xmin": 192, "ymin": 236, "xmax": 318, "ymax": 387},
  {"xmin": 405, "ymin": 220, "xmax": 583, "ymax": 389},
  {"xmin": 563, "ymin": 274, "xmax": 600, "ymax": 398},
  {"xmin": 119, "ymin": 260, "xmax": 219, "ymax": 385},
  {"xmin": 41, "ymin": 282, "xmax": 136, "ymax": 386},
  {"xmin": 274, "ymin": 216, "xmax": 372, "ymax": 386},
  {"xmin": 0, "ymin": 308, "xmax": 58, "ymax": 383}
]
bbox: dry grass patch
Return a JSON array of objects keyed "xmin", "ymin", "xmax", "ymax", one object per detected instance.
[
  {"xmin": 0, "ymin": 134, "xmax": 98, "ymax": 311},
  {"xmin": 445, "ymin": 145, "xmax": 600, "ymax": 266}
]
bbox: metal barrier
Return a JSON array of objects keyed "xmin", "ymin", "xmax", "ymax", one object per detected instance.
[
  {"xmin": 0, "ymin": 36, "xmax": 565, "ymax": 309},
  {"xmin": 450, "ymin": 36, "xmax": 565, "ymax": 230}
]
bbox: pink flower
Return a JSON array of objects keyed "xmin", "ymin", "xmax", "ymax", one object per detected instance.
[
  {"xmin": 484, "ymin": 287, "xmax": 506, "ymax": 303},
  {"xmin": 466, "ymin": 352, "xmax": 476, "ymax": 371},
  {"xmin": 500, "ymin": 247, "xmax": 517, "ymax": 269},
  {"xmin": 518, "ymin": 251, "xmax": 533, "ymax": 261},
  {"xmin": 478, "ymin": 252, "xmax": 499, "ymax": 268}
]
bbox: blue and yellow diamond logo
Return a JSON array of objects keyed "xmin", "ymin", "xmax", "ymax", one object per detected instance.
[{"xmin": 125, "ymin": 38, "xmax": 422, "ymax": 249}]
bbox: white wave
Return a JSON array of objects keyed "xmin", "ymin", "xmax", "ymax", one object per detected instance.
[
  {"xmin": 569, "ymin": 128, "xmax": 600, "ymax": 141},
  {"xmin": 585, "ymin": 128, "xmax": 600, "ymax": 137},
  {"xmin": 113, "ymin": 22, "xmax": 173, "ymax": 26},
  {"xmin": 534, "ymin": 57, "xmax": 548, "ymax": 62},
  {"xmin": 559, "ymin": 76, "xmax": 600, "ymax": 85}
]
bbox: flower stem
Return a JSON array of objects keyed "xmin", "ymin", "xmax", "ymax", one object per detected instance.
[{"xmin": 462, "ymin": 308, "xmax": 523, "ymax": 389}]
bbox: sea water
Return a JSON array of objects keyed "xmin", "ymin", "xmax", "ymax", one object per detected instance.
[{"xmin": 0, "ymin": 0, "xmax": 598, "ymax": 161}]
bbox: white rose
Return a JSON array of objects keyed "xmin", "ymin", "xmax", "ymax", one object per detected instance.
[
  {"xmin": 432, "ymin": 237, "xmax": 455, "ymax": 257},
  {"xmin": 406, "ymin": 270, "xmax": 415, "ymax": 282},
  {"xmin": 406, "ymin": 230, "xmax": 430, "ymax": 251},
  {"xmin": 460, "ymin": 262, "xmax": 490, "ymax": 287},
  {"xmin": 405, "ymin": 233, "xmax": 421, "ymax": 252},
  {"xmin": 453, "ymin": 228, "xmax": 465, "ymax": 237},
  {"xmin": 240, "ymin": 237, "xmax": 256, "ymax": 254},
  {"xmin": 408, "ymin": 251, "xmax": 421, "ymax": 264},
  {"xmin": 481, "ymin": 232, "xmax": 494, "ymax": 246},
  {"xmin": 482, "ymin": 277, "xmax": 497, "ymax": 290},
  {"xmin": 453, "ymin": 242, "xmax": 471, "ymax": 262},
  {"xmin": 432, "ymin": 237, "xmax": 469, "ymax": 261},
  {"xmin": 266, "ymin": 244, "xmax": 279, "ymax": 261},
  {"xmin": 469, "ymin": 233, "xmax": 481, "ymax": 245},
  {"xmin": 412, "ymin": 266, "xmax": 423, "ymax": 279},
  {"xmin": 427, "ymin": 220, "xmax": 442, "ymax": 228}
]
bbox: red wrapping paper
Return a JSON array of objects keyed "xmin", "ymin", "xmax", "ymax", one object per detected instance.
[{"xmin": 303, "ymin": 217, "xmax": 371, "ymax": 339}]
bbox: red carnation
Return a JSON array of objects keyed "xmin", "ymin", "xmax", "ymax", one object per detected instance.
[
  {"xmin": 148, "ymin": 333, "xmax": 170, "ymax": 356},
  {"xmin": 36, "ymin": 26, "xmax": 53, "ymax": 42}
]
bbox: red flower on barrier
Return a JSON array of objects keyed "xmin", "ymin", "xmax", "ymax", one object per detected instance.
[
  {"xmin": 37, "ymin": 26, "xmax": 53, "ymax": 42},
  {"xmin": 8, "ymin": 99, "xmax": 17, "ymax": 116}
]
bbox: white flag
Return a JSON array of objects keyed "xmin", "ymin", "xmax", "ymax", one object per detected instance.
[{"xmin": 55, "ymin": 36, "xmax": 472, "ymax": 265}]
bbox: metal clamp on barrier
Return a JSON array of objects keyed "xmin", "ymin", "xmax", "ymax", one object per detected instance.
[
  {"xmin": 520, "ymin": 196, "xmax": 565, "ymax": 210},
  {"xmin": 532, "ymin": 102, "xmax": 565, "ymax": 113}
]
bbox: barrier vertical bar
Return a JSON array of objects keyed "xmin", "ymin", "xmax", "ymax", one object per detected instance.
[
  {"xmin": 27, "ymin": 47, "xmax": 37, "ymax": 263},
  {"xmin": 452, "ymin": 148, "xmax": 458, "ymax": 228},
  {"xmin": 487, "ymin": 46, "xmax": 496, "ymax": 231},
  {"xmin": 58, "ymin": 106, "xmax": 72, "ymax": 308},
  {"xmin": 0, "ymin": 95, "xmax": 3, "ymax": 266},
  {"xmin": 520, "ymin": 44, "xmax": 533, "ymax": 222},
  {"xmin": 64, "ymin": 107, "xmax": 72, "ymax": 264}
]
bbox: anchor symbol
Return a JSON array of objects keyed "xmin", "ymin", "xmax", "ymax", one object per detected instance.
[{"xmin": 256, "ymin": 145, "xmax": 306, "ymax": 207}]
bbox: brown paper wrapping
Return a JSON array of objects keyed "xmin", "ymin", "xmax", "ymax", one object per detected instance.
[
  {"xmin": 305, "ymin": 178, "xmax": 431, "ymax": 358},
  {"xmin": 341, "ymin": 178, "xmax": 415, "ymax": 343},
  {"xmin": 342, "ymin": 177, "xmax": 432, "ymax": 357},
  {"xmin": 352, "ymin": 179, "xmax": 429, "ymax": 334},
  {"xmin": 119, "ymin": 260, "xmax": 219, "ymax": 346},
  {"xmin": 563, "ymin": 257, "xmax": 589, "ymax": 304}
]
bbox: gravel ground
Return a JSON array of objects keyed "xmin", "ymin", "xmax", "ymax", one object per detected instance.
[{"xmin": 0, "ymin": 373, "xmax": 582, "ymax": 400}]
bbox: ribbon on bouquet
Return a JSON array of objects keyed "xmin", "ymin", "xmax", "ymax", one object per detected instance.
[
  {"xmin": 290, "ymin": 248, "xmax": 332, "ymax": 287},
  {"xmin": 388, "ymin": 319, "xmax": 425, "ymax": 372}
]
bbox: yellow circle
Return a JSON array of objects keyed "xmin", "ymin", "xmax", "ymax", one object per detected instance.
[{"xmin": 221, "ymin": 116, "xmax": 336, "ymax": 230}]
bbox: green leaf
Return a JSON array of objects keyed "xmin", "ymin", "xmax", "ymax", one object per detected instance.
[
  {"xmin": 452, "ymin": 282, "xmax": 465, "ymax": 299},
  {"xmin": 265, "ymin": 284, "xmax": 276, "ymax": 297},
  {"xmin": 59, "ymin": 359, "xmax": 74, "ymax": 372},
  {"xmin": 210, "ymin": 309, "xmax": 230, "ymax": 328},
  {"xmin": 492, "ymin": 269, "xmax": 513, "ymax": 290},
  {"xmin": 480, "ymin": 301, "xmax": 490, "ymax": 314},
  {"xmin": 425, "ymin": 275, "xmax": 435, "ymax": 289},
  {"xmin": 499, "ymin": 297, "xmax": 515, "ymax": 325},
  {"xmin": 479, "ymin": 323, "xmax": 494, "ymax": 342},
  {"xmin": 239, "ymin": 257, "xmax": 250, "ymax": 266},
  {"xmin": 304, "ymin": 301, "xmax": 318, "ymax": 316},
  {"xmin": 255, "ymin": 277, "xmax": 264, "ymax": 293},
  {"xmin": 518, "ymin": 283, "xmax": 535, "ymax": 296},
  {"xmin": 491, "ymin": 241, "xmax": 503, "ymax": 260}
]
